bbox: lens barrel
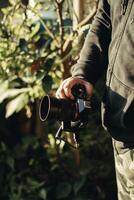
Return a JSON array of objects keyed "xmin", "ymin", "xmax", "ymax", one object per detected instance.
[{"xmin": 39, "ymin": 95, "xmax": 77, "ymax": 122}]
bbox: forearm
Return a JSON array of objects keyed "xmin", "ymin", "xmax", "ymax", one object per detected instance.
[{"xmin": 71, "ymin": 0, "xmax": 111, "ymax": 85}]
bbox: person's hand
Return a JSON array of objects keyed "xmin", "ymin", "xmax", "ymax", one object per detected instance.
[{"xmin": 56, "ymin": 77, "xmax": 94, "ymax": 99}]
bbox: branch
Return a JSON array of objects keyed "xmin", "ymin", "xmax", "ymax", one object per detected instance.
[
  {"xmin": 78, "ymin": 4, "xmax": 98, "ymax": 27},
  {"xmin": 55, "ymin": 0, "xmax": 65, "ymax": 55},
  {"xmin": 63, "ymin": 5, "xmax": 98, "ymax": 55}
]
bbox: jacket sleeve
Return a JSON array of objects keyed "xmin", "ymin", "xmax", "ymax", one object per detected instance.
[{"xmin": 71, "ymin": 0, "xmax": 111, "ymax": 85}]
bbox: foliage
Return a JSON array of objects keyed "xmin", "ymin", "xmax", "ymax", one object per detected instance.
[
  {"xmin": 0, "ymin": 118, "xmax": 117, "ymax": 200},
  {"xmin": 0, "ymin": 0, "xmax": 57, "ymax": 117},
  {"xmin": 0, "ymin": 0, "xmax": 117, "ymax": 200},
  {"xmin": 0, "ymin": 137, "xmax": 47, "ymax": 200},
  {"xmin": 0, "ymin": 0, "xmax": 97, "ymax": 117}
]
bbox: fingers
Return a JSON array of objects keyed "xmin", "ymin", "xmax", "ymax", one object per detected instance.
[
  {"xmin": 56, "ymin": 77, "xmax": 94, "ymax": 99},
  {"xmin": 56, "ymin": 82, "xmax": 67, "ymax": 99},
  {"xmin": 56, "ymin": 78, "xmax": 74, "ymax": 99},
  {"xmin": 63, "ymin": 78, "xmax": 78, "ymax": 99}
]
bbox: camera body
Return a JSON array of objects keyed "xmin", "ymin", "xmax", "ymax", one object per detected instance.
[{"xmin": 68, "ymin": 84, "xmax": 91, "ymax": 130}]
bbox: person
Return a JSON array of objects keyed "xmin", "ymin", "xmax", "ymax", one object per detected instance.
[{"xmin": 56, "ymin": 0, "xmax": 134, "ymax": 199}]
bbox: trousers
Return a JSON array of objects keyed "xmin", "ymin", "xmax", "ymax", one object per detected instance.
[{"xmin": 113, "ymin": 139, "xmax": 134, "ymax": 200}]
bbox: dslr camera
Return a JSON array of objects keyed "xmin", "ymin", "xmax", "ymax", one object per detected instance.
[{"xmin": 39, "ymin": 84, "xmax": 97, "ymax": 148}]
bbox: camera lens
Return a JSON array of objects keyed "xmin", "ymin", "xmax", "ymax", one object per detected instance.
[{"xmin": 39, "ymin": 95, "xmax": 77, "ymax": 121}]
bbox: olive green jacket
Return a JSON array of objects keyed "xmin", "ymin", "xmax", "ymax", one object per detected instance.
[{"xmin": 71, "ymin": 0, "xmax": 134, "ymax": 142}]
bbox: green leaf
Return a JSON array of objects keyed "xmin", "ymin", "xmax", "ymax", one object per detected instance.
[
  {"xmin": 56, "ymin": 182, "xmax": 72, "ymax": 199},
  {"xmin": 21, "ymin": 76, "xmax": 36, "ymax": 84},
  {"xmin": 30, "ymin": 22, "xmax": 41, "ymax": 38},
  {"xmin": 73, "ymin": 176, "xmax": 86, "ymax": 195},
  {"xmin": 6, "ymin": 93, "xmax": 29, "ymax": 118},
  {"xmin": 0, "ymin": 88, "xmax": 30, "ymax": 103},
  {"xmin": 0, "ymin": 142, "xmax": 7, "ymax": 152},
  {"xmin": 6, "ymin": 156, "xmax": 15, "ymax": 170},
  {"xmin": 44, "ymin": 58, "xmax": 53, "ymax": 72},
  {"xmin": 26, "ymin": 178, "xmax": 44, "ymax": 190},
  {"xmin": 9, "ymin": 0, "xmax": 16, "ymax": 6},
  {"xmin": 2, "ymin": 7, "xmax": 12, "ymax": 15},
  {"xmin": 39, "ymin": 189, "xmax": 47, "ymax": 200},
  {"xmin": 34, "ymin": 3, "xmax": 43, "ymax": 11},
  {"xmin": 36, "ymin": 70, "xmax": 45, "ymax": 81},
  {"xmin": 43, "ymin": 75, "xmax": 53, "ymax": 92}
]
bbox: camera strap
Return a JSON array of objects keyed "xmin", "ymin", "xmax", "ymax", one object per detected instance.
[{"xmin": 55, "ymin": 123, "xmax": 80, "ymax": 149}]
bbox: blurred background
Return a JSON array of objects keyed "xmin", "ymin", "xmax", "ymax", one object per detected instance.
[{"xmin": 0, "ymin": 0, "xmax": 117, "ymax": 199}]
